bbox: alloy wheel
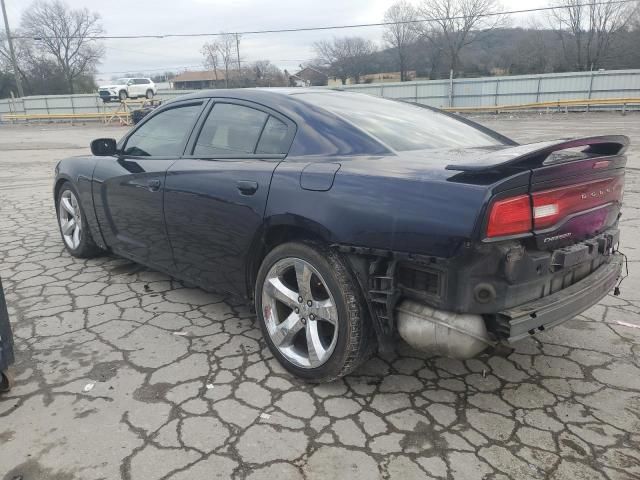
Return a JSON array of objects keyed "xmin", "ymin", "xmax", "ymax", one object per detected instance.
[
  {"xmin": 261, "ymin": 257, "xmax": 339, "ymax": 368},
  {"xmin": 59, "ymin": 190, "xmax": 82, "ymax": 250}
]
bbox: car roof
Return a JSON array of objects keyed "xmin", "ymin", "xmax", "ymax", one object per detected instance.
[{"xmin": 172, "ymin": 87, "xmax": 356, "ymax": 104}]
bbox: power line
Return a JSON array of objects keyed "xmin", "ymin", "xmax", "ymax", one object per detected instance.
[{"xmin": 11, "ymin": 0, "xmax": 638, "ymax": 41}]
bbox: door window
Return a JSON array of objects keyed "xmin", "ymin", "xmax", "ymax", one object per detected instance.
[
  {"xmin": 194, "ymin": 103, "xmax": 268, "ymax": 156},
  {"xmin": 123, "ymin": 104, "xmax": 202, "ymax": 157}
]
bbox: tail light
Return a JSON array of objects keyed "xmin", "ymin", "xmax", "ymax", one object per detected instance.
[
  {"xmin": 532, "ymin": 176, "xmax": 624, "ymax": 229},
  {"xmin": 486, "ymin": 175, "xmax": 624, "ymax": 238},
  {"xmin": 486, "ymin": 194, "xmax": 532, "ymax": 238}
]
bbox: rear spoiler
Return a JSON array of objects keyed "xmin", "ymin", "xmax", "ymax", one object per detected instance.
[{"xmin": 446, "ymin": 135, "xmax": 630, "ymax": 172}]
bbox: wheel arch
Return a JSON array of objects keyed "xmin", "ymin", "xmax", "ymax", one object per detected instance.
[
  {"xmin": 53, "ymin": 159, "xmax": 107, "ymax": 250},
  {"xmin": 53, "ymin": 176, "xmax": 71, "ymax": 207},
  {"xmin": 245, "ymin": 215, "xmax": 335, "ymax": 301}
]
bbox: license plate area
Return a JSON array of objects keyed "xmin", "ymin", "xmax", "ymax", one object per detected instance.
[{"xmin": 551, "ymin": 229, "xmax": 619, "ymax": 271}]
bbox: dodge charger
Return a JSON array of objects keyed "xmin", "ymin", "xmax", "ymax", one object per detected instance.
[{"xmin": 53, "ymin": 89, "xmax": 626, "ymax": 382}]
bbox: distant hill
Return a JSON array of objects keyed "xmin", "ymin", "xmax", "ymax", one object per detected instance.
[{"xmin": 342, "ymin": 27, "xmax": 640, "ymax": 82}]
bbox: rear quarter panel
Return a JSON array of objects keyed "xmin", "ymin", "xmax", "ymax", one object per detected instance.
[{"xmin": 265, "ymin": 156, "xmax": 490, "ymax": 258}]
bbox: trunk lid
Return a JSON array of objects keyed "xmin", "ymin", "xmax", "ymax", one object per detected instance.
[{"xmin": 446, "ymin": 135, "xmax": 629, "ymax": 247}]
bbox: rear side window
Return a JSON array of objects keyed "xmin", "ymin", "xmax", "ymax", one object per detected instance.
[
  {"xmin": 297, "ymin": 92, "xmax": 504, "ymax": 151},
  {"xmin": 123, "ymin": 104, "xmax": 202, "ymax": 157},
  {"xmin": 256, "ymin": 116, "xmax": 289, "ymax": 154},
  {"xmin": 194, "ymin": 103, "xmax": 268, "ymax": 156}
]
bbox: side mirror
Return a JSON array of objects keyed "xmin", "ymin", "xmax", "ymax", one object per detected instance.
[{"xmin": 91, "ymin": 138, "xmax": 117, "ymax": 156}]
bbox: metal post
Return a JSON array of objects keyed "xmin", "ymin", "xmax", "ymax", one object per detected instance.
[
  {"xmin": 586, "ymin": 68, "xmax": 595, "ymax": 113},
  {"xmin": 235, "ymin": 33, "xmax": 241, "ymax": 81},
  {"xmin": 535, "ymin": 77, "xmax": 542, "ymax": 104},
  {"xmin": 494, "ymin": 79, "xmax": 500, "ymax": 109},
  {"xmin": 415, "ymin": 83, "xmax": 418, "ymax": 104},
  {"xmin": 1, "ymin": 0, "xmax": 24, "ymax": 97}
]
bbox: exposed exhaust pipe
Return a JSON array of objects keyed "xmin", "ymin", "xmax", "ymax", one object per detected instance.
[{"xmin": 395, "ymin": 300, "xmax": 494, "ymax": 359}]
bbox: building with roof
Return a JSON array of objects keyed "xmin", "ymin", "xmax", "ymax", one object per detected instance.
[
  {"xmin": 171, "ymin": 70, "xmax": 227, "ymax": 90},
  {"xmin": 287, "ymin": 67, "xmax": 328, "ymax": 87}
]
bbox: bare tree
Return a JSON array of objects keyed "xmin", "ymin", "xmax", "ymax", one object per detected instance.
[
  {"xmin": 417, "ymin": 0, "xmax": 505, "ymax": 75},
  {"xmin": 0, "ymin": 30, "xmax": 33, "ymax": 91},
  {"xmin": 383, "ymin": 1, "xmax": 419, "ymax": 81},
  {"xmin": 550, "ymin": 0, "xmax": 636, "ymax": 70},
  {"xmin": 251, "ymin": 60, "xmax": 286, "ymax": 87},
  {"xmin": 201, "ymin": 41, "xmax": 220, "ymax": 84},
  {"xmin": 313, "ymin": 36, "xmax": 377, "ymax": 84},
  {"xmin": 216, "ymin": 33, "xmax": 238, "ymax": 87},
  {"xmin": 21, "ymin": 0, "xmax": 104, "ymax": 94}
]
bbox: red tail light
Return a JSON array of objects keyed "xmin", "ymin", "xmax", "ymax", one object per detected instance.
[
  {"xmin": 486, "ymin": 194, "xmax": 532, "ymax": 238},
  {"xmin": 532, "ymin": 176, "xmax": 624, "ymax": 229}
]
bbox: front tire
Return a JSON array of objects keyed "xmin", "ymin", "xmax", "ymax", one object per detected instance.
[
  {"xmin": 119, "ymin": 90, "xmax": 128, "ymax": 101},
  {"xmin": 255, "ymin": 241, "xmax": 372, "ymax": 382},
  {"xmin": 0, "ymin": 369, "xmax": 14, "ymax": 393},
  {"xmin": 57, "ymin": 182, "xmax": 103, "ymax": 258}
]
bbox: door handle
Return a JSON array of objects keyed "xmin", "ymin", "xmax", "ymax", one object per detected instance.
[
  {"xmin": 236, "ymin": 180, "xmax": 258, "ymax": 195},
  {"xmin": 147, "ymin": 179, "xmax": 161, "ymax": 191}
]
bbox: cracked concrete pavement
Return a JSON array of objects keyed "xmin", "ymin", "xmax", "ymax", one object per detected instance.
[{"xmin": 1, "ymin": 112, "xmax": 639, "ymax": 480}]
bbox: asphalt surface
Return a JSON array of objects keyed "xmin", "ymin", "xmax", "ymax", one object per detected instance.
[{"xmin": 1, "ymin": 112, "xmax": 639, "ymax": 480}]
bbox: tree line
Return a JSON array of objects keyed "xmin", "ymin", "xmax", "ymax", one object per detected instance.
[
  {"xmin": 311, "ymin": 0, "xmax": 640, "ymax": 84},
  {"xmin": 1, "ymin": 0, "xmax": 102, "ymax": 97},
  {"xmin": 1, "ymin": 0, "xmax": 640, "ymax": 98}
]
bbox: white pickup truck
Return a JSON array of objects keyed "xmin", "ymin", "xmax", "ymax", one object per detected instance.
[{"xmin": 98, "ymin": 77, "xmax": 157, "ymax": 102}]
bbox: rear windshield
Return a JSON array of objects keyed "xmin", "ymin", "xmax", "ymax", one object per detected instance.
[{"xmin": 297, "ymin": 92, "xmax": 504, "ymax": 151}]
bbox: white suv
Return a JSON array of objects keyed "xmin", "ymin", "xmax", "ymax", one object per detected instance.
[{"xmin": 98, "ymin": 78, "xmax": 157, "ymax": 102}]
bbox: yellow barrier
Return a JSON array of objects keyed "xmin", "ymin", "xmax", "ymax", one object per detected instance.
[
  {"xmin": 2, "ymin": 112, "xmax": 131, "ymax": 120},
  {"xmin": 0, "ymin": 98, "xmax": 160, "ymax": 124},
  {"xmin": 443, "ymin": 97, "xmax": 640, "ymax": 113}
]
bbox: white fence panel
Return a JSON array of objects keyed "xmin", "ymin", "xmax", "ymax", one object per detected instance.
[{"xmin": 2, "ymin": 69, "xmax": 639, "ymax": 122}]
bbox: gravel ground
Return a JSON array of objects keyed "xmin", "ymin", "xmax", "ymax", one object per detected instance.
[{"xmin": 0, "ymin": 112, "xmax": 639, "ymax": 480}]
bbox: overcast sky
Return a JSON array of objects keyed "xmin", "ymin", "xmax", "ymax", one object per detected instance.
[{"xmin": 4, "ymin": 0, "xmax": 549, "ymax": 82}]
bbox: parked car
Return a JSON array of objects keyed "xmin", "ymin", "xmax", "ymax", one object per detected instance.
[
  {"xmin": 98, "ymin": 77, "xmax": 157, "ymax": 102},
  {"xmin": 53, "ymin": 89, "xmax": 626, "ymax": 382},
  {"xmin": 0, "ymin": 277, "xmax": 15, "ymax": 393}
]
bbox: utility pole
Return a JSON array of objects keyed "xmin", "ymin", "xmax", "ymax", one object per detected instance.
[
  {"xmin": 1, "ymin": 0, "xmax": 24, "ymax": 97},
  {"xmin": 234, "ymin": 33, "xmax": 241, "ymax": 81}
]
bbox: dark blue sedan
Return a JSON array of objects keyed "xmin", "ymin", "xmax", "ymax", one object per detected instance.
[{"xmin": 54, "ymin": 89, "xmax": 626, "ymax": 382}]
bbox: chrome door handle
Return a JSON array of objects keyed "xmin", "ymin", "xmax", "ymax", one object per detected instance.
[{"xmin": 236, "ymin": 180, "xmax": 258, "ymax": 195}]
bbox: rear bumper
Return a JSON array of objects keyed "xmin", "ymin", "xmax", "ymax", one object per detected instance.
[{"xmin": 498, "ymin": 253, "xmax": 623, "ymax": 342}]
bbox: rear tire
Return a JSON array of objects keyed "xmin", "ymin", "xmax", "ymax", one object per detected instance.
[
  {"xmin": 255, "ymin": 241, "xmax": 373, "ymax": 383},
  {"xmin": 146, "ymin": 89, "xmax": 154, "ymax": 99},
  {"xmin": 56, "ymin": 182, "xmax": 103, "ymax": 258}
]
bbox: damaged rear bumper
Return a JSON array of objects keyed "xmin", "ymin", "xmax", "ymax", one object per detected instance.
[
  {"xmin": 497, "ymin": 253, "xmax": 623, "ymax": 342},
  {"xmin": 394, "ymin": 254, "xmax": 622, "ymax": 358}
]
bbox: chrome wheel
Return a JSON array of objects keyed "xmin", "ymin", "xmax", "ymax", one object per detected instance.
[
  {"xmin": 261, "ymin": 257, "xmax": 339, "ymax": 368},
  {"xmin": 59, "ymin": 190, "xmax": 82, "ymax": 250}
]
